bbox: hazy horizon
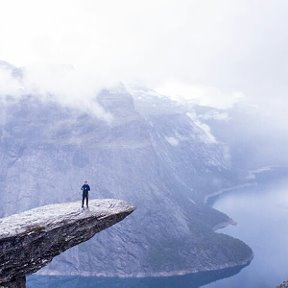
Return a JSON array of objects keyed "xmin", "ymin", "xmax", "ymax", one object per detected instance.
[{"xmin": 0, "ymin": 0, "xmax": 287, "ymax": 128}]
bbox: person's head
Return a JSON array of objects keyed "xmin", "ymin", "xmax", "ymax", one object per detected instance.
[{"xmin": 84, "ymin": 180, "xmax": 88, "ymax": 184}]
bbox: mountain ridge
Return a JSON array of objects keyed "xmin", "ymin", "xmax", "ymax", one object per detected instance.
[{"xmin": 0, "ymin": 74, "xmax": 253, "ymax": 277}]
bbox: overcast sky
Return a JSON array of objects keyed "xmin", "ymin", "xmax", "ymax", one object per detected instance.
[{"xmin": 0, "ymin": 0, "xmax": 287, "ymax": 120}]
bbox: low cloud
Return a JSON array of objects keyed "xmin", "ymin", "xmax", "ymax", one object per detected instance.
[
  {"xmin": 0, "ymin": 66, "xmax": 24, "ymax": 97},
  {"xmin": 0, "ymin": 0, "xmax": 287, "ymax": 124},
  {"xmin": 155, "ymin": 82, "xmax": 245, "ymax": 109},
  {"xmin": 0, "ymin": 62, "xmax": 114, "ymax": 122}
]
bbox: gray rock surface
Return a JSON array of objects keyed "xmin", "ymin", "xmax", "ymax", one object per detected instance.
[
  {"xmin": 277, "ymin": 280, "xmax": 288, "ymax": 288},
  {"xmin": 0, "ymin": 199, "xmax": 134, "ymax": 287}
]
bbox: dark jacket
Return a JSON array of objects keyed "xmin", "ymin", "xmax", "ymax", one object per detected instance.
[{"xmin": 81, "ymin": 184, "xmax": 90, "ymax": 193}]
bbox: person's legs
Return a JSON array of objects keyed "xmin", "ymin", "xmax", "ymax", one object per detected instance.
[
  {"xmin": 86, "ymin": 193, "xmax": 89, "ymax": 208},
  {"xmin": 82, "ymin": 191, "xmax": 88, "ymax": 208},
  {"xmin": 82, "ymin": 193, "xmax": 85, "ymax": 208}
]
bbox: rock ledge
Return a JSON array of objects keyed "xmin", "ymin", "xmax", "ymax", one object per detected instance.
[{"xmin": 0, "ymin": 199, "xmax": 134, "ymax": 288}]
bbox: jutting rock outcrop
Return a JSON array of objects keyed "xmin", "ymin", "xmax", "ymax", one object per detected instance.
[{"xmin": 0, "ymin": 199, "xmax": 134, "ymax": 288}]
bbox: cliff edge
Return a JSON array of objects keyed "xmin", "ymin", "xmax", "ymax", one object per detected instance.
[
  {"xmin": 0, "ymin": 199, "xmax": 134, "ymax": 288},
  {"xmin": 278, "ymin": 280, "xmax": 288, "ymax": 288}
]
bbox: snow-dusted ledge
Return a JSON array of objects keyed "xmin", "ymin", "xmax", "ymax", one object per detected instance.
[{"xmin": 0, "ymin": 199, "xmax": 135, "ymax": 288}]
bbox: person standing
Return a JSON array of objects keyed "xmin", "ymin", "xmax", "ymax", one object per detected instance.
[{"xmin": 81, "ymin": 180, "xmax": 90, "ymax": 208}]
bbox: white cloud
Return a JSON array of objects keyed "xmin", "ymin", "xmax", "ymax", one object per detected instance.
[
  {"xmin": 187, "ymin": 112, "xmax": 218, "ymax": 144},
  {"xmin": 0, "ymin": 63, "xmax": 114, "ymax": 121},
  {"xmin": 0, "ymin": 0, "xmax": 287, "ymax": 125},
  {"xmin": 0, "ymin": 69, "xmax": 23, "ymax": 97},
  {"xmin": 155, "ymin": 82, "xmax": 245, "ymax": 109},
  {"xmin": 199, "ymin": 111, "xmax": 230, "ymax": 121}
]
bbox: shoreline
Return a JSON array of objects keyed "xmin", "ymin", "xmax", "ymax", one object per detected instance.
[
  {"xmin": 36, "ymin": 260, "xmax": 252, "ymax": 279},
  {"xmin": 213, "ymin": 218, "xmax": 237, "ymax": 231},
  {"xmin": 204, "ymin": 182, "xmax": 256, "ymax": 206},
  {"xmin": 206, "ymin": 165, "xmax": 288, "ymax": 206}
]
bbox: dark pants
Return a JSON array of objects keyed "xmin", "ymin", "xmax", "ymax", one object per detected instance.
[{"xmin": 82, "ymin": 191, "xmax": 89, "ymax": 207}]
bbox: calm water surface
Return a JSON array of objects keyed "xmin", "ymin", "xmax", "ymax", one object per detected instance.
[
  {"xmin": 28, "ymin": 179, "xmax": 288, "ymax": 288},
  {"xmin": 204, "ymin": 179, "xmax": 288, "ymax": 288}
]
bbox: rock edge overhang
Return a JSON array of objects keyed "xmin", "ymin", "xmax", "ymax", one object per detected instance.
[{"xmin": 0, "ymin": 199, "xmax": 135, "ymax": 286}]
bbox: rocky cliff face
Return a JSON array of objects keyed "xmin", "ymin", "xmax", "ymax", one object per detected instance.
[
  {"xmin": 278, "ymin": 280, "xmax": 288, "ymax": 288},
  {"xmin": 0, "ymin": 66, "xmax": 253, "ymax": 277},
  {"xmin": 0, "ymin": 199, "xmax": 134, "ymax": 288}
]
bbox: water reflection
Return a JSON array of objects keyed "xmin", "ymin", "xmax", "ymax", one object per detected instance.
[{"xmin": 28, "ymin": 265, "xmax": 247, "ymax": 288}]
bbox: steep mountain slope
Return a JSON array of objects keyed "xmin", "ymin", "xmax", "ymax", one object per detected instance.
[{"xmin": 0, "ymin": 82, "xmax": 252, "ymax": 276}]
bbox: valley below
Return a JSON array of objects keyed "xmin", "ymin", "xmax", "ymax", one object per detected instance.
[
  {"xmin": 27, "ymin": 171, "xmax": 288, "ymax": 288},
  {"xmin": 1, "ymin": 64, "xmax": 285, "ymax": 286}
]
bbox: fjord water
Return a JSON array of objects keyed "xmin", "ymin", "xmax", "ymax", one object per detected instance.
[
  {"xmin": 203, "ymin": 178, "xmax": 288, "ymax": 288},
  {"xmin": 28, "ymin": 178, "xmax": 288, "ymax": 288}
]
